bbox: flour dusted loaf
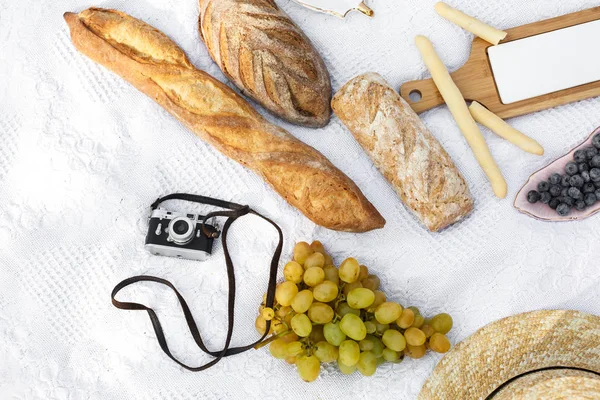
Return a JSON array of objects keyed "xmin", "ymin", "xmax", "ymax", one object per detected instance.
[
  {"xmin": 332, "ymin": 73, "xmax": 473, "ymax": 231},
  {"xmin": 64, "ymin": 9, "xmax": 384, "ymax": 232},
  {"xmin": 198, "ymin": 0, "xmax": 332, "ymax": 128}
]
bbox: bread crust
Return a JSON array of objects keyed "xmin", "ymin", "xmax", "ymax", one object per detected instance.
[
  {"xmin": 332, "ymin": 73, "xmax": 473, "ymax": 232},
  {"xmin": 198, "ymin": 0, "xmax": 332, "ymax": 128},
  {"xmin": 64, "ymin": 9, "xmax": 384, "ymax": 232}
]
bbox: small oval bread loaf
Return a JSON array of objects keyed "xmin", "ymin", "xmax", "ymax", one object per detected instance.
[
  {"xmin": 332, "ymin": 73, "xmax": 473, "ymax": 232},
  {"xmin": 198, "ymin": 0, "xmax": 332, "ymax": 128}
]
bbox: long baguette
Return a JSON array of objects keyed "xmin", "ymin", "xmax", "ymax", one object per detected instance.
[{"xmin": 64, "ymin": 8, "xmax": 385, "ymax": 232}]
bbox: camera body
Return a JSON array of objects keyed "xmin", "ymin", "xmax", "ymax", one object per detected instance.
[{"xmin": 145, "ymin": 208, "xmax": 216, "ymax": 261}]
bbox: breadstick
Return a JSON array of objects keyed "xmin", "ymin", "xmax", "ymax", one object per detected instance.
[
  {"xmin": 415, "ymin": 35, "xmax": 507, "ymax": 199},
  {"xmin": 469, "ymin": 102, "xmax": 544, "ymax": 156},
  {"xmin": 434, "ymin": 2, "xmax": 507, "ymax": 46}
]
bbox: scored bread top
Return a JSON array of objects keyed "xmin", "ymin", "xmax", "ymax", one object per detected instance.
[
  {"xmin": 64, "ymin": 8, "xmax": 384, "ymax": 232},
  {"xmin": 198, "ymin": 0, "xmax": 332, "ymax": 128}
]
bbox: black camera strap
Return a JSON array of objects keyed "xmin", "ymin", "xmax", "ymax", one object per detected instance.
[{"xmin": 111, "ymin": 193, "xmax": 282, "ymax": 371}]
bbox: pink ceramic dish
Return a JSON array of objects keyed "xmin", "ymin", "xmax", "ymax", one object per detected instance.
[{"xmin": 514, "ymin": 127, "xmax": 600, "ymax": 222}]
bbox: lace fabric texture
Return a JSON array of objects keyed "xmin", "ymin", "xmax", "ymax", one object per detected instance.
[{"xmin": 1, "ymin": 0, "xmax": 599, "ymax": 399}]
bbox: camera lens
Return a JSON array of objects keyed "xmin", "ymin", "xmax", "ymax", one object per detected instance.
[
  {"xmin": 168, "ymin": 217, "xmax": 195, "ymax": 245},
  {"xmin": 173, "ymin": 220, "xmax": 189, "ymax": 235}
]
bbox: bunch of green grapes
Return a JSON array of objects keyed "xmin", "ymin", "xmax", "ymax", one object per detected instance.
[{"xmin": 255, "ymin": 241, "xmax": 454, "ymax": 382}]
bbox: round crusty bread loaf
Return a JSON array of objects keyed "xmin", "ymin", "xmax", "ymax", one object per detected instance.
[{"xmin": 198, "ymin": 0, "xmax": 332, "ymax": 128}]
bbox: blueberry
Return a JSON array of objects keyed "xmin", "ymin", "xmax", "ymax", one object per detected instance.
[
  {"xmin": 596, "ymin": 180, "xmax": 600, "ymax": 189},
  {"xmin": 594, "ymin": 133, "xmax": 600, "ymax": 149},
  {"xmin": 584, "ymin": 193, "xmax": 597, "ymax": 206},
  {"xmin": 575, "ymin": 200, "xmax": 587, "ymax": 211},
  {"xmin": 549, "ymin": 173, "xmax": 562, "ymax": 185},
  {"xmin": 582, "ymin": 171, "xmax": 591, "ymax": 182},
  {"xmin": 568, "ymin": 187, "xmax": 583, "ymax": 200},
  {"xmin": 591, "ymin": 168, "xmax": 600, "ymax": 182},
  {"xmin": 574, "ymin": 149, "xmax": 587, "ymax": 163},
  {"xmin": 596, "ymin": 189, "xmax": 600, "ymax": 200},
  {"xmin": 565, "ymin": 162, "xmax": 579, "ymax": 176},
  {"xmin": 561, "ymin": 176, "xmax": 571, "ymax": 187},
  {"xmin": 527, "ymin": 190, "xmax": 540, "ymax": 204},
  {"xmin": 579, "ymin": 162, "xmax": 590, "ymax": 173},
  {"xmin": 570, "ymin": 174, "xmax": 584, "ymax": 188},
  {"xmin": 583, "ymin": 182, "xmax": 596, "ymax": 193},
  {"xmin": 549, "ymin": 198, "xmax": 560, "ymax": 209},
  {"xmin": 586, "ymin": 146, "xmax": 599, "ymax": 160},
  {"xmin": 540, "ymin": 192, "xmax": 552, "ymax": 204},
  {"xmin": 591, "ymin": 155, "xmax": 600, "ymax": 168},
  {"xmin": 549, "ymin": 184, "xmax": 562, "ymax": 197},
  {"xmin": 556, "ymin": 203, "xmax": 571, "ymax": 216},
  {"xmin": 560, "ymin": 196, "xmax": 574, "ymax": 207},
  {"xmin": 538, "ymin": 181, "xmax": 551, "ymax": 192},
  {"xmin": 561, "ymin": 188, "xmax": 569, "ymax": 197}
]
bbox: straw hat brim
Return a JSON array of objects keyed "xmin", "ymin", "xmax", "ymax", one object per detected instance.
[
  {"xmin": 494, "ymin": 368, "xmax": 600, "ymax": 399},
  {"xmin": 418, "ymin": 310, "xmax": 600, "ymax": 399}
]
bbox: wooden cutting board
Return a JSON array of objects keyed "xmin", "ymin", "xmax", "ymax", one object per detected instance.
[{"xmin": 400, "ymin": 7, "xmax": 600, "ymax": 119}]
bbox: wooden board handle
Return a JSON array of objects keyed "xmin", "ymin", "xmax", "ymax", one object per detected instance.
[{"xmin": 399, "ymin": 77, "xmax": 445, "ymax": 112}]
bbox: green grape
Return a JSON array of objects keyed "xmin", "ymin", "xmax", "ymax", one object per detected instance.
[
  {"xmin": 294, "ymin": 242, "xmax": 313, "ymax": 265},
  {"xmin": 367, "ymin": 291, "xmax": 387, "ymax": 312},
  {"xmin": 361, "ymin": 278, "xmax": 377, "ymax": 292},
  {"xmin": 310, "ymin": 240, "xmax": 326, "ymax": 255},
  {"xmin": 369, "ymin": 335, "xmax": 385, "ymax": 358},
  {"xmin": 323, "ymin": 266, "xmax": 339, "ymax": 285},
  {"xmin": 269, "ymin": 338, "xmax": 289, "ymax": 359},
  {"xmin": 284, "ymin": 261, "xmax": 305, "ymax": 284},
  {"xmin": 291, "ymin": 290, "xmax": 314, "ymax": 314},
  {"xmin": 339, "ymin": 340, "xmax": 360, "ymax": 366},
  {"xmin": 304, "ymin": 267, "xmax": 325, "ymax": 287},
  {"xmin": 431, "ymin": 313, "xmax": 453, "ymax": 334},
  {"xmin": 359, "ymin": 337, "xmax": 374, "ymax": 352},
  {"xmin": 310, "ymin": 324, "xmax": 326, "ymax": 343},
  {"xmin": 342, "ymin": 281, "xmax": 362, "ymax": 296},
  {"xmin": 412, "ymin": 314, "xmax": 425, "ymax": 329},
  {"xmin": 297, "ymin": 355, "xmax": 321, "ymax": 382},
  {"xmin": 304, "ymin": 252, "xmax": 325, "ymax": 269},
  {"xmin": 275, "ymin": 281, "xmax": 299, "ymax": 307},
  {"xmin": 262, "ymin": 307, "xmax": 275, "ymax": 321},
  {"xmin": 367, "ymin": 275, "xmax": 381, "ymax": 290},
  {"xmin": 421, "ymin": 324, "xmax": 435, "ymax": 338},
  {"xmin": 308, "ymin": 302, "xmax": 334, "ymax": 324},
  {"xmin": 271, "ymin": 319, "xmax": 287, "ymax": 334},
  {"xmin": 408, "ymin": 306, "xmax": 421, "ymax": 316},
  {"xmin": 357, "ymin": 351, "xmax": 377, "ymax": 377},
  {"xmin": 280, "ymin": 332, "xmax": 300, "ymax": 344},
  {"xmin": 405, "ymin": 327, "xmax": 427, "ymax": 346},
  {"xmin": 336, "ymin": 302, "xmax": 361, "ymax": 318},
  {"xmin": 339, "ymin": 314, "xmax": 367, "ymax": 341},
  {"xmin": 382, "ymin": 347, "xmax": 402, "ymax": 363},
  {"xmin": 358, "ymin": 265, "xmax": 369, "ymax": 281},
  {"xmin": 291, "ymin": 313, "xmax": 313, "ymax": 337},
  {"xmin": 375, "ymin": 302, "xmax": 403, "ymax": 324},
  {"xmin": 287, "ymin": 341, "xmax": 305, "ymax": 358},
  {"xmin": 324, "ymin": 254, "xmax": 334, "ymax": 267},
  {"xmin": 255, "ymin": 315, "xmax": 270, "ymax": 335},
  {"xmin": 397, "ymin": 308, "xmax": 415, "ymax": 329},
  {"xmin": 314, "ymin": 341, "xmax": 339, "ymax": 363},
  {"xmin": 313, "ymin": 281, "xmax": 339, "ymax": 303},
  {"xmin": 429, "ymin": 333, "xmax": 451, "ymax": 353},
  {"xmin": 405, "ymin": 344, "xmax": 426, "ymax": 359},
  {"xmin": 382, "ymin": 329, "xmax": 407, "ymax": 352},
  {"xmin": 376, "ymin": 356, "xmax": 386, "ymax": 367},
  {"xmin": 375, "ymin": 322, "xmax": 389, "ymax": 335},
  {"xmin": 275, "ymin": 306, "xmax": 292, "ymax": 319},
  {"xmin": 364, "ymin": 321, "xmax": 376, "ymax": 334},
  {"xmin": 347, "ymin": 288, "xmax": 375, "ymax": 309},
  {"xmin": 285, "ymin": 355, "xmax": 297, "ymax": 365},
  {"xmin": 324, "ymin": 322, "xmax": 346, "ymax": 346},
  {"xmin": 339, "ymin": 258, "xmax": 361, "ymax": 283},
  {"xmin": 337, "ymin": 360, "xmax": 357, "ymax": 375}
]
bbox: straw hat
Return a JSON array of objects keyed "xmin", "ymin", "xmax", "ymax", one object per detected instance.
[{"xmin": 419, "ymin": 310, "xmax": 600, "ymax": 399}]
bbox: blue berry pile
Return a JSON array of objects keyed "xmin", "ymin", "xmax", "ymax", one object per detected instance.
[{"xmin": 527, "ymin": 133, "xmax": 600, "ymax": 216}]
